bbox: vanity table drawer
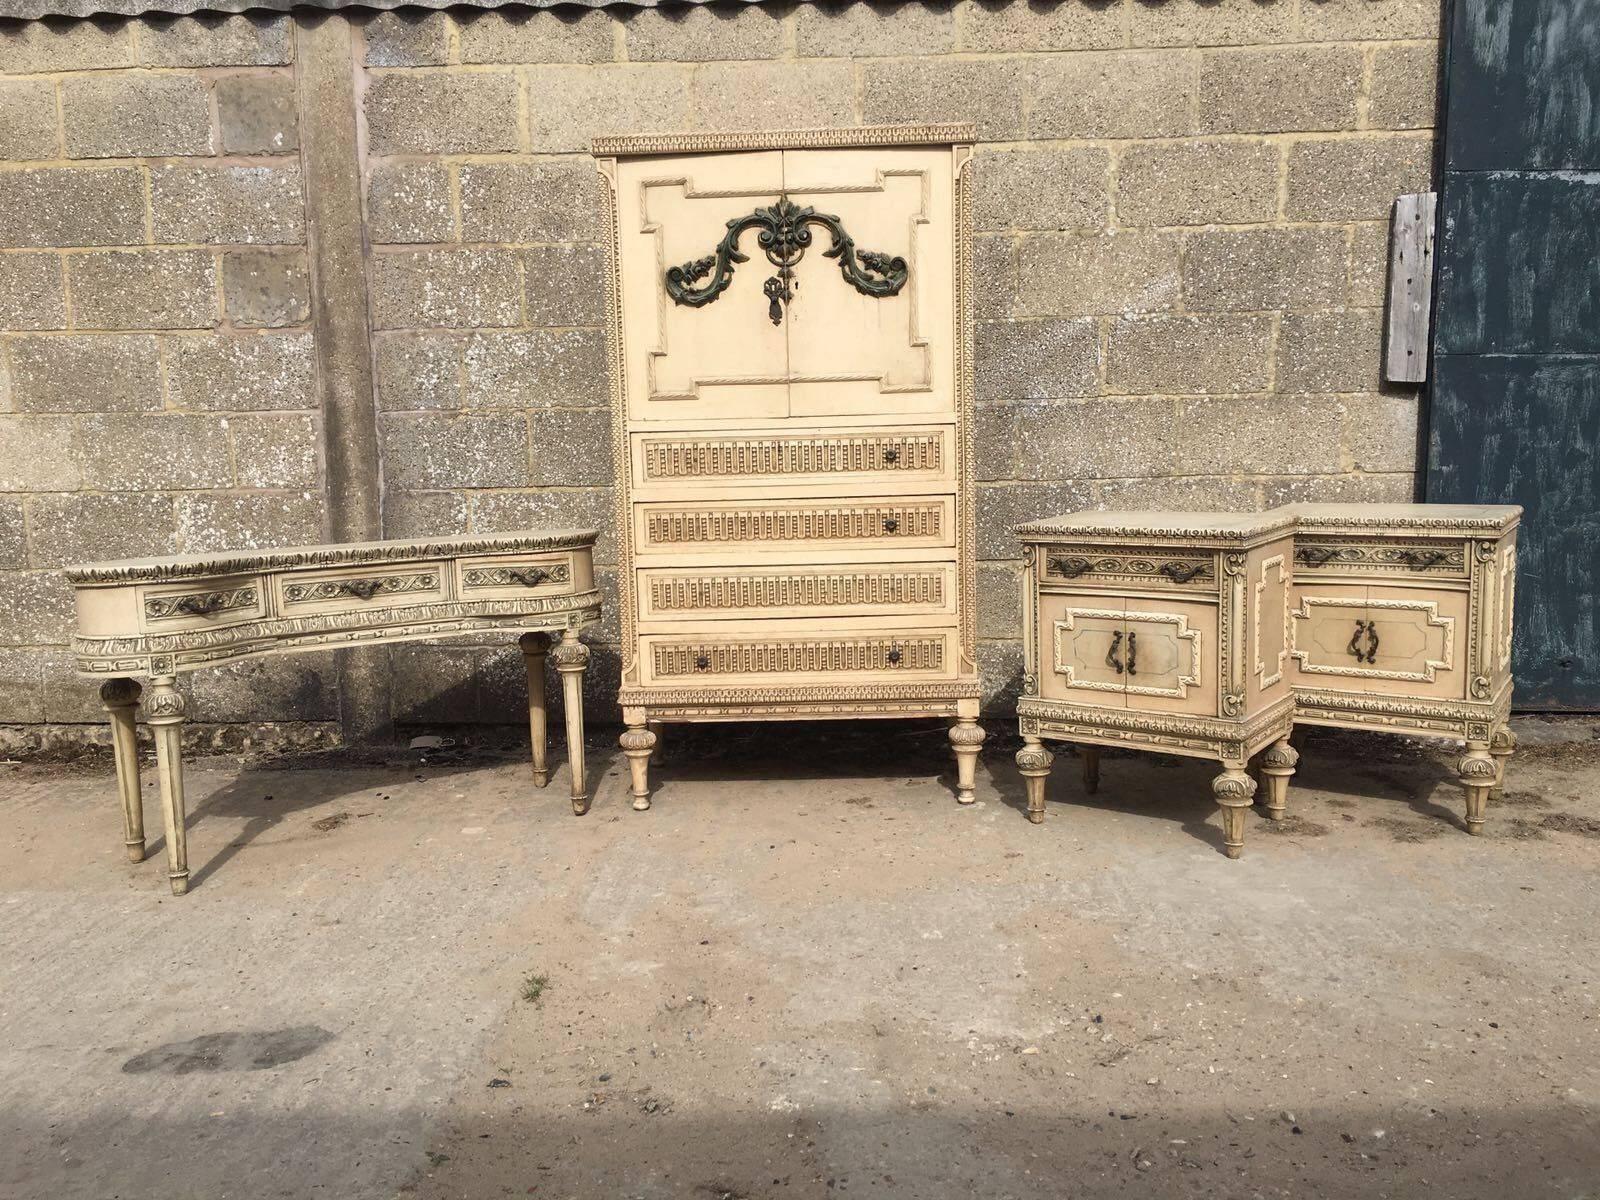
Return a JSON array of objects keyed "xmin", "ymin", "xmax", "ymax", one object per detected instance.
[
  {"xmin": 639, "ymin": 625, "xmax": 959, "ymax": 687},
  {"xmin": 634, "ymin": 495, "xmax": 955, "ymax": 556},
  {"xmin": 138, "ymin": 575, "xmax": 266, "ymax": 633},
  {"xmin": 275, "ymin": 563, "xmax": 447, "ymax": 615},
  {"xmin": 1293, "ymin": 537, "xmax": 1470, "ymax": 581},
  {"xmin": 457, "ymin": 553, "xmax": 579, "ymax": 602}
]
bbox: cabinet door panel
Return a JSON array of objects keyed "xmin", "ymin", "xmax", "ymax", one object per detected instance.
[
  {"xmin": 1360, "ymin": 587, "xmax": 1468, "ymax": 698},
  {"xmin": 1289, "ymin": 584, "xmax": 1373, "ymax": 681},
  {"xmin": 1039, "ymin": 594, "xmax": 1126, "ymax": 705},
  {"xmin": 1123, "ymin": 597, "xmax": 1218, "ymax": 716}
]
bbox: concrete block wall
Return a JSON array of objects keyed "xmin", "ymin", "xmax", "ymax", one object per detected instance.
[{"xmin": 0, "ymin": 0, "xmax": 1441, "ymax": 750}]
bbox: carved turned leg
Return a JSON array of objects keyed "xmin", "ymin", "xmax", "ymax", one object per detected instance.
[
  {"xmin": 949, "ymin": 716, "xmax": 986, "ymax": 805},
  {"xmin": 1257, "ymin": 737, "xmax": 1299, "ymax": 822},
  {"xmin": 1080, "ymin": 744, "xmax": 1100, "ymax": 795},
  {"xmin": 101, "ymin": 678, "xmax": 145, "ymax": 863},
  {"xmin": 551, "ymin": 630, "xmax": 590, "ymax": 816},
  {"xmin": 620, "ymin": 707, "xmax": 657, "ymax": 811},
  {"xmin": 1015, "ymin": 736, "xmax": 1054, "ymax": 824},
  {"xmin": 1212, "ymin": 760, "xmax": 1257, "ymax": 860},
  {"xmin": 144, "ymin": 676, "xmax": 190, "ymax": 895},
  {"xmin": 1488, "ymin": 725, "xmax": 1517, "ymax": 801},
  {"xmin": 518, "ymin": 632, "xmax": 551, "ymax": 788},
  {"xmin": 1458, "ymin": 739, "xmax": 1497, "ymax": 835}
]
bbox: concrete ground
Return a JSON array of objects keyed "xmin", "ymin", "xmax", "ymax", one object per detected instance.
[{"xmin": 3, "ymin": 718, "xmax": 1599, "ymax": 1200}]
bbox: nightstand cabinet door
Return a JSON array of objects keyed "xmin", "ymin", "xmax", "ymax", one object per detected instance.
[
  {"xmin": 1042, "ymin": 595, "xmax": 1127, "ymax": 704},
  {"xmin": 1122, "ymin": 597, "xmax": 1218, "ymax": 716}
]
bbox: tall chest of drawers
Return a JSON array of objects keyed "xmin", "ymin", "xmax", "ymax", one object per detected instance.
[{"xmin": 595, "ymin": 127, "xmax": 983, "ymax": 806}]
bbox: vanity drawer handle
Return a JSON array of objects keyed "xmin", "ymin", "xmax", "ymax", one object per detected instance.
[
  {"xmin": 176, "ymin": 594, "xmax": 227, "ymax": 616},
  {"xmin": 336, "ymin": 578, "xmax": 384, "ymax": 600},
  {"xmin": 506, "ymin": 567, "xmax": 552, "ymax": 588}
]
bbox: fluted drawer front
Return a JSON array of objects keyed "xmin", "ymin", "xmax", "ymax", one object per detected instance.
[
  {"xmin": 635, "ymin": 496, "xmax": 954, "ymax": 555},
  {"xmin": 632, "ymin": 426, "xmax": 953, "ymax": 490},
  {"xmin": 638, "ymin": 561, "xmax": 958, "ymax": 621},
  {"xmin": 639, "ymin": 627, "xmax": 958, "ymax": 686}
]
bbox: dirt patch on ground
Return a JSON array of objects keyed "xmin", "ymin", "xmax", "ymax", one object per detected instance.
[
  {"xmin": 1364, "ymin": 815, "xmax": 1450, "ymax": 842},
  {"xmin": 1540, "ymin": 811, "xmax": 1600, "ymax": 838},
  {"xmin": 1259, "ymin": 814, "xmax": 1331, "ymax": 837}
]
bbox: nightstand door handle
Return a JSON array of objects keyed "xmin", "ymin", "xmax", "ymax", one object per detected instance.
[
  {"xmin": 1125, "ymin": 631, "xmax": 1137, "ymax": 676},
  {"xmin": 1347, "ymin": 619, "xmax": 1368, "ymax": 661},
  {"xmin": 1105, "ymin": 630, "xmax": 1124, "ymax": 674},
  {"xmin": 1364, "ymin": 621, "xmax": 1380, "ymax": 663}
]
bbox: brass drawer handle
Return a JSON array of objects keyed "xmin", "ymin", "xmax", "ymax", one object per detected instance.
[
  {"xmin": 1105, "ymin": 630, "xmax": 1123, "ymax": 673},
  {"xmin": 1048, "ymin": 556, "xmax": 1092, "ymax": 579},
  {"xmin": 336, "ymin": 578, "xmax": 384, "ymax": 600},
  {"xmin": 1365, "ymin": 622, "xmax": 1380, "ymax": 662},
  {"xmin": 1125, "ymin": 630, "xmax": 1137, "ymax": 677},
  {"xmin": 883, "ymin": 446, "xmax": 900, "ymax": 465},
  {"xmin": 1158, "ymin": 562, "xmax": 1208, "ymax": 584},
  {"xmin": 1401, "ymin": 549, "xmax": 1448, "ymax": 570},
  {"xmin": 176, "ymin": 594, "xmax": 227, "ymax": 616},
  {"xmin": 1297, "ymin": 546, "xmax": 1337, "ymax": 566},
  {"xmin": 506, "ymin": 567, "xmax": 552, "ymax": 588},
  {"xmin": 882, "ymin": 516, "xmax": 899, "ymax": 533},
  {"xmin": 1347, "ymin": 619, "xmax": 1379, "ymax": 664},
  {"xmin": 887, "ymin": 646, "xmax": 903, "ymax": 666}
]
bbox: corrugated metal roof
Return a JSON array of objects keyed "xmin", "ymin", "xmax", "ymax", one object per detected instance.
[{"xmin": 1, "ymin": 0, "xmax": 760, "ymax": 23}]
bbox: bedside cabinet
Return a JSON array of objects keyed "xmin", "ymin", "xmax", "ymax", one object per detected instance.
[
  {"xmin": 1014, "ymin": 512, "xmax": 1300, "ymax": 858},
  {"xmin": 1283, "ymin": 503, "xmax": 1522, "ymax": 834}
]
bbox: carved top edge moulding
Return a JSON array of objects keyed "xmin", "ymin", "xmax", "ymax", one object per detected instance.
[
  {"xmin": 591, "ymin": 124, "xmax": 978, "ymax": 158},
  {"xmin": 1014, "ymin": 510, "xmax": 1300, "ymax": 545}
]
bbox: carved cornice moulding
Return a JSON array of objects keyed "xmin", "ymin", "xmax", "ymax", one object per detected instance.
[
  {"xmin": 593, "ymin": 125, "xmax": 977, "ymax": 158},
  {"xmin": 67, "ymin": 531, "xmax": 600, "ymax": 585}
]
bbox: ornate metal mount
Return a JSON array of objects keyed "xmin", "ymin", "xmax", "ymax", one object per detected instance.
[
  {"xmin": 1347, "ymin": 619, "xmax": 1380, "ymax": 664},
  {"xmin": 665, "ymin": 196, "xmax": 908, "ymax": 326}
]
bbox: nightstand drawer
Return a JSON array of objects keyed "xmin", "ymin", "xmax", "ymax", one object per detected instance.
[
  {"xmin": 1036, "ymin": 545, "xmax": 1218, "ymax": 593},
  {"xmin": 1293, "ymin": 536, "xmax": 1470, "ymax": 581}
]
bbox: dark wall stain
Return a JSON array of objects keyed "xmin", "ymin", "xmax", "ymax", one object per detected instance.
[{"xmin": 121, "ymin": 1025, "xmax": 335, "ymax": 1075}]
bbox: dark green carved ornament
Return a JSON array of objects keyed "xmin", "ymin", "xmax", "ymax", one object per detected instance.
[{"xmin": 665, "ymin": 196, "xmax": 908, "ymax": 326}]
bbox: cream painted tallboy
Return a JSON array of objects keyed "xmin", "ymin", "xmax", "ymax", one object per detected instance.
[
  {"xmin": 1283, "ymin": 503, "xmax": 1521, "ymax": 833},
  {"xmin": 1014, "ymin": 512, "xmax": 1301, "ymax": 857},
  {"xmin": 594, "ymin": 127, "xmax": 984, "ymax": 805}
]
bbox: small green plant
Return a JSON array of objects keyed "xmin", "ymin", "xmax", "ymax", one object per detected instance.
[{"xmin": 520, "ymin": 972, "xmax": 551, "ymax": 1006}]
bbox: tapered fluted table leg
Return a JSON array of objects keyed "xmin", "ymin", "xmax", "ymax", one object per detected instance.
[
  {"xmin": 552, "ymin": 630, "xmax": 590, "ymax": 815},
  {"xmin": 519, "ymin": 632, "xmax": 551, "ymax": 788},
  {"xmin": 1212, "ymin": 760, "xmax": 1256, "ymax": 860},
  {"xmin": 1258, "ymin": 737, "xmax": 1298, "ymax": 821},
  {"xmin": 101, "ymin": 678, "xmax": 145, "ymax": 862},
  {"xmin": 1016, "ymin": 736, "xmax": 1054, "ymax": 824},
  {"xmin": 144, "ymin": 676, "xmax": 189, "ymax": 895},
  {"xmin": 950, "ymin": 711, "xmax": 985, "ymax": 805},
  {"xmin": 1459, "ymin": 739, "xmax": 1496, "ymax": 835}
]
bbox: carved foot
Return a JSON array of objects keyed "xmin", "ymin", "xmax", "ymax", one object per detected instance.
[
  {"xmin": 621, "ymin": 724, "xmax": 657, "ymax": 811},
  {"xmin": 1488, "ymin": 725, "xmax": 1516, "ymax": 801},
  {"xmin": 1015, "ymin": 736, "xmax": 1054, "ymax": 824},
  {"xmin": 1080, "ymin": 744, "xmax": 1100, "ymax": 795},
  {"xmin": 1258, "ymin": 737, "xmax": 1298, "ymax": 822},
  {"xmin": 950, "ymin": 718, "xmax": 986, "ymax": 805},
  {"xmin": 1212, "ymin": 764, "xmax": 1257, "ymax": 860},
  {"xmin": 1459, "ymin": 740, "xmax": 1496, "ymax": 835},
  {"xmin": 101, "ymin": 678, "xmax": 146, "ymax": 863}
]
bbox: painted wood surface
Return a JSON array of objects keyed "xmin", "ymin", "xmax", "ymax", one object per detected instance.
[{"xmin": 1385, "ymin": 192, "xmax": 1436, "ymax": 383}]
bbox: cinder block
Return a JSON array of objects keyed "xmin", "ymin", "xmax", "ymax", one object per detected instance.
[
  {"xmin": 1178, "ymin": 394, "xmax": 1344, "ymax": 475},
  {"xmin": 1340, "ymin": 392, "xmax": 1422, "ymax": 473},
  {"xmin": 8, "ymin": 334, "xmax": 162, "ymax": 412},
  {"xmin": 529, "ymin": 408, "xmax": 611, "ymax": 485},
  {"xmin": 1276, "ymin": 309, "xmax": 1384, "ymax": 393},
  {"xmin": 363, "ymin": 8, "xmax": 450, "ymax": 66},
  {"xmin": 961, "ymin": 0, "xmax": 1123, "ymax": 52},
  {"xmin": 66, "ymin": 412, "xmax": 233, "ymax": 490},
  {"xmin": 625, "ymin": 4, "xmax": 783, "ymax": 60},
  {"xmin": 368, "ymin": 161, "xmax": 455, "ymax": 244},
  {"xmin": 1016, "ymin": 230, "xmax": 1180, "ymax": 316},
  {"xmin": 217, "ymin": 73, "xmax": 298, "ymax": 154},
  {"xmin": 1258, "ymin": 472, "xmax": 1417, "ymax": 507},
  {"xmin": 470, "ymin": 487, "xmax": 616, "ymax": 563},
  {"xmin": 152, "ymin": 163, "xmax": 306, "ymax": 245},
  {"xmin": 381, "ymin": 413, "xmax": 530, "ymax": 489},
  {"xmin": 0, "ymin": 254, "xmax": 67, "ymax": 330},
  {"xmin": 1095, "ymin": 474, "xmax": 1259, "ymax": 510},
  {"xmin": 1347, "ymin": 222, "xmax": 1390, "ymax": 306},
  {"xmin": 1015, "ymin": 396, "xmax": 1181, "ymax": 480},
  {"xmin": 25, "ymin": 492, "xmax": 177, "ymax": 569},
  {"xmin": 369, "ymin": 248, "xmax": 522, "ymax": 330},
  {"xmin": 0, "ymin": 416, "xmax": 83, "ymax": 492},
  {"xmin": 458, "ymin": 7, "xmax": 614, "ymax": 64},
  {"xmin": 365, "ymin": 72, "xmax": 521, "ymax": 155},
  {"xmin": 0, "ymin": 498, "xmax": 23, "ymax": 569},
  {"xmin": 975, "ymin": 400, "xmax": 1020, "ymax": 481},
  {"xmin": 462, "ymin": 329, "xmax": 609, "ymax": 409},
  {"xmin": 458, "ymin": 159, "xmax": 604, "ymax": 243},
  {"xmin": 977, "ymin": 563, "xmax": 1022, "ymax": 639},
  {"xmin": 374, "ymin": 333, "xmax": 464, "ymax": 411},
  {"xmin": 1298, "ymin": 0, "xmax": 1438, "ymax": 40},
  {"xmin": 975, "ymin": 317, "xmax": 1100, "ymax": 401},
  {"xmin": 222, "ymin": 249, "xmax": 310, "ymax": 328},
  {"xmin": 797, "ymin": 1, "xmax": 957, "ymax": 58},
  {"xmin": 1128, "ymin": 0, "xmax": 1297, "ymax": 47},
  {"xmin": 390, "ymin": 643, "xmax": 483, "ymax": 723},
  {"xmin": 0, "ymin": 166, "xmax": 145, "ymax": 248},
  {"xmin": 694, "ymin": 61, "xmax": 856, "ymax": 133},
  {"xmin": 1369, "ymin": 42, "xmax": 1441, "ymax": 130},
  {"xmin": 1116, "ymin": 140, "xmax": 1279, "ymax": 226},
  {"xmin": 978, "ymin": 639, "xmax": 1023, "ymax": 716},
  {"xmin": 1286, "ymin": 137, "xmax": 1433, "ymax": 221},
  {"xmin": 1198, "ymin": 46, "xmax": 1362, "ymax": 133},
  {"xmin": 138, "ymin": 14, "xmax": 292, "ymax": 67},
  {"xmin": 0, "ymin": 572, "xmax": 75, "ymax": 645},
  {"xmin": 0, "ymin": 647, "xmax": 46, "ymax": 723},
  {"xmin": 167, "ymin": 333, "xmax": 316, "ymax": 412},
  {"xmin": 974, "ymin": 235, "xmax": 1018, "ymax": 322},
  {"xmin": 976, "ymin": 480, "xmax": 1096, "ymax": 561},
  {"xmin": 973, "ymin": 146, "xmax": 1110, "ymax": 233},
  {"xmin": 1181, "ymin": 227, "xmax": 1348, "ymax": 312},
  {"xmin": 176, "ymin": 492, "xmax": 326, "ymax": 552},
  {"xmin": 1029, "ymin": 51, "xmax": 1195, "ymax": 140},
  {"xmin": 186, "ymin": 654, "xmax": 340, "ymax": 723},
  {"xmin": 62, "ymin": 72, "xmax": 213, "ymax": 158},
  {"xmin": 383, "ymin": 490, "xmax": 470, "ymax": 537},
  {"xmin": 1106, "ymin": 313, "xmax": 1273, "ymax": 394},
  {"xmin": 69, "ymin": 250, "xmax": 219, "ymax": 330},
  {"xmin": 525, "ymin": 245, "xmax": 607, "ymax": 327},
  {"xmin": 525, "ymin": 63, "xmax": 693, "ymax": 153},
  {"xmin": 862, "ymin": 57, "xmax": 1028, "ymax": 142},
  {"xmin": 0, "ymin": 80, "xmax": 57, "ymax": 160},
  {"xmin": 0, "ymin": 19, "xmax": 136, "ymax": 74},
  {"xmin": 232, "ymin": 413, "xmax": 320, "ymax": 488}
]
